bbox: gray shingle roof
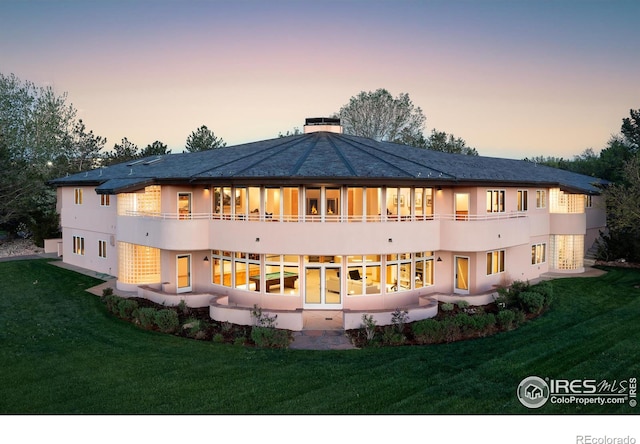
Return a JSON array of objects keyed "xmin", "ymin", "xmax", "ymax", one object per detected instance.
[{"xmin": 50, "ymin": 132, "xmax": 607, "ymax": 194}]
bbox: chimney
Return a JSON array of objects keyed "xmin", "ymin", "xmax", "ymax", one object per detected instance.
[{"xmin": 303, "ymin": 117, "xmax": 343, "ymax": 134}]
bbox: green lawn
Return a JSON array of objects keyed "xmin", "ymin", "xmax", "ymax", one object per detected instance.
[{"xmin": 1, "ymin": 259, "xmax": 638, "ymax": 414}]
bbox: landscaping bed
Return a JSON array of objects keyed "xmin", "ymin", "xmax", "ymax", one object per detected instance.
[
  {"xmin": 100, "ymin": 289, "xmax": 290, "ymax": 348},
  {"xmin": 347, "ymin": 279, "xmax": 554, "ymax": 347}
]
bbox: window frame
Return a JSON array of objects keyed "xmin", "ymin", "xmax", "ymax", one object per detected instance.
[
  {"xmin": 98, "ymin": 239, "xmax": 107, "ymax": 258},
  {"xmin": 486, "ymin": 249, "xmax": 505, "ymax": 275},
  {"xmin": 74, "ymin": 188, "xmax": 83, "ymax": 205},
  {"xmin": 73, "ymin": 236, "xmax": 85, "ymax": 255},
  {"xmin": 517, "ymin": 190, "xmax": 528, "ymax": 212},
  {"xmin": 536, "ymin": 190, "xmax": 547, "ymax": 209},
  {"xmin": 486, "ymin": 189, "xmax": 505, "ymax": 213}
]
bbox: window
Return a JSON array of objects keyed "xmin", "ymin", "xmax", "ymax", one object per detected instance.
[
  {"xmin": 585, "ymin": 195, "xmax": 593, "ymax": 208},
  {"xmin": 531, "ymin": 243, "xmax": 546, "ymax": 265},
  {"xmin": 386, "ymin": 253, "xmax": 412, "ymax": 292},
  {"xmin": 234, "ymin": 252, "xmax": 261, "ymax": 292},
  {"xmin": 117, "ymin": 242, "xmax": 160, "ymax": 284},
  {"xmin": 486, "ymin": 190, "xmax": 505, "ymax": 213},
  {"xmin": 486, "ymin": 250, "xmax": 505, "ymax": 275},
  {"xmin": 98, "ymin": 240, "xmax": 107, "ymax": 258},
  {"xmin": 536, "ymin": 190, "xmax": 546, "ymax": 209},
  {"xmin": 100, "ymin": 194, "xmax": 110, "ymax": 206},
  {"xmin": 211, "ymin": 250, "xmax": 233, "ymax": 287},
  {"xmin": 517, "ymin": 190, "xmax": 528, "ymax": 212},
  {"xmin": 73, "ymin": 236, "xmax": 85, "ymax": 255},
  {"xmin": 74, "ymin": 188, "xmax": 83, "ymax": 205},
  {"xmin": 415, "ymin": 251, "xmax": 434, "ymax": 287}
]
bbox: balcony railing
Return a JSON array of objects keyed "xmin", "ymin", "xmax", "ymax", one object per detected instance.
[{"xmin": 123, "ymin": 211, "xmax": 528, "ymax": 223}]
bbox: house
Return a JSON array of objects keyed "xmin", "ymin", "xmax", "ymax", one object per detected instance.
[{"xmin": 49, "ymin": 118, "xmax": 607, "ymax": 330}]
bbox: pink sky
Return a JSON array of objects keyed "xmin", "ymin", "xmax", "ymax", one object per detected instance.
[{"xmin": 2, "ymin": 0, "xmax": 639, "ymax": 159}]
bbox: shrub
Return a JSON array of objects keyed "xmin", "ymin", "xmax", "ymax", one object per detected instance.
[
  {"xmin": 441, "ymin": 317, "xmax": 461, "ymax": 342},
  {"xmin": 453, "ymin": 313, "xmax": 476, "ymax": 335},
  {"xmin": 456, "ymin": 300, "xmax": 469, "ymax": 310},
  {"xmin": 360, "ymin": 314, "xmax": 377, "ymax": 342},
  {"xmin": 475, "ymin": 313, "xmax": 496, "ymax": 332},
  {"xmin": 532, "ymin": 281, "xmax": 554, "ymax": 307},
  {"xmin": 441, "ymin": 302, "xmax": 454, "ymax": 312},
  {"xmin": 496, "ymin": 309, "xmax": 515, "ymax": 330},
  {"xmin": 183, "ymin": 318, "xmax": 207, "ymax": 339},
  {"xmin": 382, "ymin": 326, "xmax": 405, "ymax": 345},
  {"xmin": 519, "ymin": 291, "xmax": 544, "ymax": 314},
  {"xmin": 177, "ymin": 299, "xmax": 190, "ymax": 316},
  {"xmin": 103, "ymin": 294, "xmax": 121, "ymax": 314},
  {"xmin": 154, "ymin": 309, "xmax": 179, "ymax": 333},
  {"xmin": 412, "ymin": 319, "xmax": 444, "ymax": 344},
  {"xmin": 136, "ymin": 307, "xmax": 156, "ymax": 329},
  {"xmin": 250, "ymin": 305, "xmax": 278, "ymax": 328},
  {"xmin": 233, "ymin": 337, "xmax": 245, "ymax": 346},
  {"xmin": 117, "ymin": 298, "xmax": 139, "ymax": 320},
  {"xmin": 391, "ymin": 308, "xmax": 409, "ymax": 333},
  {"xmin": 102, "ymin": 287, "xmax": 114, "ymax": 298},
  {"xmin": 513, "ymin": 309, "xmax": 526, "ymax": 326},
  {"xmin": 212, "ymin": 333, "xmax": 225, "ymax": 343},
  {"xmin": 251, "ymin": 326, "xmax": 290, "ymax": 348}
]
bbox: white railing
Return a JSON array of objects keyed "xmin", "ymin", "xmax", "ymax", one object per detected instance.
[{"xmin": 123, "ymin": 211, "xmax": 528, "ymax": 222}]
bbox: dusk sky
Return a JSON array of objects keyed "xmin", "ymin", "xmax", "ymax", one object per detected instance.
[{"xmin": 2, "ymin": 0, "xmax": 639, "ymax": 159}]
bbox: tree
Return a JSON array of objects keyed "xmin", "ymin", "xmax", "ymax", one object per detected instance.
[
  {"xmin": 599, "ymin": 152, "xmax": 640, "ymax": 261},
  {"xmin": 140, "ymin": 140, "xmax": 170, "ymax": 157},
  {"xmin": 0, "ymin": 72, "xmax": 84, "ymax": 239},
  {"xmin": 337, "ymin": 88, "xmax": 426, "ymax": 144},
  {"xmin": 104, "ymin": 137, "xmax": 139, "ymax": 165},
  {"xmin": 65, "ymin": 119, "xmax": 107, "ymax": 172},
  {"xmin": 185, "ymin": 125, "xmax": 226, "ymax": 152},
  {"xmin": 621, "ymin": 108, "xmax": 640, "ymax": 150},
  {"xmin": 426, "ymin": 129, "xmax": 478, "ymax": 156},
  {"xmin": 278, "ymin": 127, "xmax": 302, "ymax": 138}
]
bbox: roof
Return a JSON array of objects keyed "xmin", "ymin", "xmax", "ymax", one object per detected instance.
[{"xmin": 49, "ymin": 131, "xmax": 607, "ymax": 194}]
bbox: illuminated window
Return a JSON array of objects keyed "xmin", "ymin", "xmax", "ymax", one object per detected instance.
[
  {"xmin": 517, "ymin": 190, "xmax": 528, "ymax": 212},
  {"xmin": 386, "ymin": 253, "xmax": 412, "ymax": 292},
  {"xmin": 549, "ymin": 188, "xmax": 584, "ymax": 214},
  {"xmin": 264, "ymin": 254, "xmax": 300, "ymax": 295},
  {"xmin": 117, "ymin": 186, "xmax": 161, "ymax": 215},
  {"xmin": 117, "ymin": 242, "xmax": 160, "ymax": 284},
  {"xmin": 486, "ymin": 250, "xmax": 505, "ymax": 275},
  {"xmin": 233, "ymin": 252, "xmax": 261, "ymax": 292},
  {"xmin": 531, "ymin": 243, "xmax": 546, "ymax": 265},
  {"xmin": 211, "ymin": 250, "xmax": 233, "ymax": 287},
  {"xmin": 74, "ymin": 188, "xmax": 83, "ymax": 205},
  {"xmin": 415, "ymin": 251, "xmax": 434, "ymax": 287},
  {"xmin": 550, "ymin": 235, "xmax": 584, "ymax": 270},
  {"xmin": 536, "ymin": 190, "xmax": 546, "ymax": 209},
  {"xmin": 486, "ymin": 190, "xmax": 505, "ymax": 213},
  {"xmin": 73, "ymin": 236, "xmax": 84, "ymax": 255},
  {"xmin": 100, "ymin": 194, "xmax": 110, "ymax": 206},
  {"xmin": 98, "ymin": 240, "xmax": 107, "ymax": 258}
]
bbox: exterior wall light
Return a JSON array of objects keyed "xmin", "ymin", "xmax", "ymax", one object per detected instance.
[
  {"xmin": 203, "ymin": 256, "xmax": 209, "ymax": 262},
  {"xmin": 437, "ymin": 257, "xmax": 443, "ymax": 262}
]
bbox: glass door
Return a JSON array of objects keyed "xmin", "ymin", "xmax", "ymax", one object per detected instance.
[
  {"xmin": 455, "ymin": 193, "xmax": 469, "ymax": 221},
  {"xmin": 304, "ymin": 259, "xmax": 342, "ymax": 308},
  {"xmin": 177, "ymin": 254, "xmax": 192, "ymax": 293},
  {"xmin": 454, "ymin": 256, "xmax": 469, "ymax": 294},
  {"xmin": 178, "ymin": 192, "xmax": 192, "ymax": 220}
]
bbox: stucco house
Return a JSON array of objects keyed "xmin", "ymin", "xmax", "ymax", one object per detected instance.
[{"xmin": 49, "ymin": 118, "xmax": 607, "ymax": 330}]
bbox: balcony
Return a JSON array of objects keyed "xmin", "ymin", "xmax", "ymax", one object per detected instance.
[{"xmin": 117, "ymin": 211, "xmax": 531, "ymax": 254}]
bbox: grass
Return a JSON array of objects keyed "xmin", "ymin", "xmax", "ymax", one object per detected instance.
[{"xmin": 1, "ymin": 259, "xmax": 639, "ymax": 414}]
